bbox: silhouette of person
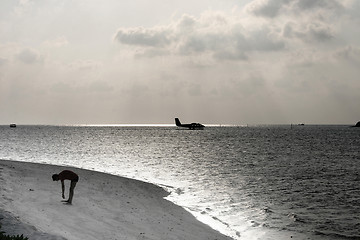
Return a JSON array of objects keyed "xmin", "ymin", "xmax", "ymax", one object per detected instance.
[{"xmin": 52, "ymin": 170, "xmax": 79, "ymax": 204}]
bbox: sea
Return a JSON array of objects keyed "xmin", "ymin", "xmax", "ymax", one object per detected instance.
[{"xmin": 0, "ymin": 125, "xmax": 359, "ymax": 240}]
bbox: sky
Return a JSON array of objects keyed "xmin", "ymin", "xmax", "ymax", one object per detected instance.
[{"xmin": 1, "ymin": 0, "xmax": 360, "ymax": 125}]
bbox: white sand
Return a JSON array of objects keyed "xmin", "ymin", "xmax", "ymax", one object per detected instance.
[{"xmin": 0, "ymin": 160, "xmax": 233, "ymax": 240}]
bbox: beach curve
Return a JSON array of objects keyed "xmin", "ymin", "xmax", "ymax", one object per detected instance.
[{"xmin": 0, "ymin": 159, "xmax": 234, "ymax": 240}]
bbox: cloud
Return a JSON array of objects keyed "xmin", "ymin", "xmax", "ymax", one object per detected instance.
[
  {"xmin": 0, "ymin": 57, "xmax": 7, "ymax": 67},
  {"xmin": 114, "ymin": 12, "xmax": 285, "ymax": 61},
  {"xmin": 334, "ymin": 46, "xmax": 360, "ymax": 64},
  {"xmin": 114, "ymin": 27, "xmax": 172, "ymax": 47},
  {"xmin": 283, "ymin": 21, "xmax": 334, "ymax": 42},
  {"xmin": 246, "ymin": 0, "xmax": 345, "ymax": 18},
  {"xmin": 16, "ymin": 48, "xmax": 43, "ymax": 64},
  {"xmin": 69, "ymin": 60, "xmax": 102, "ymax": 71},
  {"xmin": 295, "ymin": 0, "xmax": 343, "ymax": 11},
  {"xmin": 13, "ymin": 0, "xmax": 34, "ymax": 17},
  {"xmin": 243, "ymin": 0, "xmax": 349, "ymax": 45},
  {"xmin": 246, "ymin": 0, "xmax": 289, "ymax": 18},
  {"xmin": 308, "ymin": 23, "xmax": 334, "ymax": 41},
  {"xmin": 113, "ymin": 0, "xmax": 353, "ymax": 62},
  {"xmin": 43, "ymin": 36, "xmax": 68, "ymax": 48},
  {"xmin": 88, "ymin": 80, "xmax": 113, "ymax": 93}
]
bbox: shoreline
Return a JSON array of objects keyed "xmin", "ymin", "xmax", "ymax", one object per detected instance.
[{"xmin": 0, "ymin": 159, "xmax": 233, "ymax": 240}]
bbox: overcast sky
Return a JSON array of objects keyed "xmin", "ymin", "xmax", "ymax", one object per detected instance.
[{"xmin": 1, "ymin": 0, "xmax": 359, "ymax": 125}]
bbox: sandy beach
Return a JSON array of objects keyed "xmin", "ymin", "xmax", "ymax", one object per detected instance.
[{"xmin": 0, "ymin": 160, "xmax": 233, "ymax": 240}]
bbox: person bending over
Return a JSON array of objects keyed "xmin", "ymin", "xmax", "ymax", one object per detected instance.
[{"xmin": 52, "ymin": 170, "xmax": 79, "ymax": 204}]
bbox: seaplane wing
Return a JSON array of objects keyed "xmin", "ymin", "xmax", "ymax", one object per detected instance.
[{"xmin": 175, "ymin": 118, "xmax": 205, "ymax": 130}]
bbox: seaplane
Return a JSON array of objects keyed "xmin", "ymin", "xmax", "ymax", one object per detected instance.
[{"xmin": 175, "ymin": 118, "xmax": 205, "ymax": 130}]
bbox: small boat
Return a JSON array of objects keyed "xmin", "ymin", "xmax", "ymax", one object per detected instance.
[{"xmin": 10, "ymin": 124, "xmax": 17, "ymax": 128}]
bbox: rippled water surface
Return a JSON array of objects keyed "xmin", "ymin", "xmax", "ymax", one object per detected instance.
[{"xmin": 0, "ymin": 125, "xmax": 359, "ymax": 239}]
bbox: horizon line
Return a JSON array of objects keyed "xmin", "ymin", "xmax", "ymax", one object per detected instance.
[{"xmin": 1, "ymin": 123, "xmax": 356, "ymax": 127}]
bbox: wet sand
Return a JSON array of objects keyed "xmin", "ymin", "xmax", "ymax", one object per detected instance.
[{"xmin": 0, "ymin": 160, "xmax": 233, "ymax": 240}]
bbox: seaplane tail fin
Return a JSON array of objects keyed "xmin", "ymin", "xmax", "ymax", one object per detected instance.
[{"xmin": 175, "ymin": 118, "xmax": 182, "ymax": 126}]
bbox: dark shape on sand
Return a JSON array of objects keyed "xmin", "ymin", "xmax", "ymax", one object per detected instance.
[
  {"xmin": 10, "ymin": 124, "xmax": 16, "ymax": 128},
  {"xmin": 175, "ymin": 118, "xmax": 205, "ymax": 130},
  {"xmin": 52, "ymin": 170, "xmax": 79, "ymax": 204}
]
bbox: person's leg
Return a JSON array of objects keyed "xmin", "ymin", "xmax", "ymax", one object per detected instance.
[{"xmin": 68, "ymin": 181, "xmax": 77, "ymax": 204}]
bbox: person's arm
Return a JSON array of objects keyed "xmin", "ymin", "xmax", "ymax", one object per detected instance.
[{"xmin": 61, "ymin": 180, "xmax": 65, "ymax": 199}]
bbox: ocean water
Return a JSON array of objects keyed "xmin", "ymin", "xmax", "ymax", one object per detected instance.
[{"xmin": 0, "ymin": 125, "xmax": 359, "ymax": 240}]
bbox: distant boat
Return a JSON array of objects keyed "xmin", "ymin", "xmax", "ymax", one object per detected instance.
[
  {"xmin": 10, "ymin": 124, "xmax": 17, "ymax": 128},
  {"xmin": 175, "ymin": 118, "xmax": 205, "ymax": 130}
]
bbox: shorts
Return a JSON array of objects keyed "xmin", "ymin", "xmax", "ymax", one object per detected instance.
[{"xmin": 72, "ymin": 176, "xmax": 79, "ymax": 182}]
